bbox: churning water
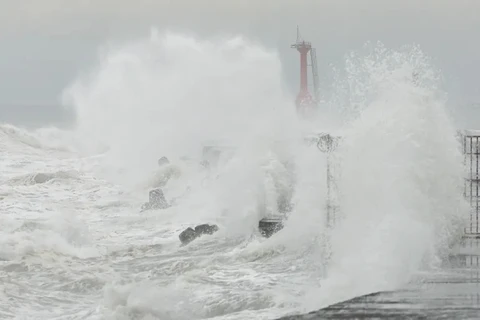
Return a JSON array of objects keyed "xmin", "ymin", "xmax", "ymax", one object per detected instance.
[{"xmin": 0, "ymin": 30, "xmax": 469, "ymax": 319}]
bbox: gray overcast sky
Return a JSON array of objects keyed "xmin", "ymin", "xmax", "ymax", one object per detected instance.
[{"xmin": 0, "ymin": 0, "xmax": 479, "ymax": 126}]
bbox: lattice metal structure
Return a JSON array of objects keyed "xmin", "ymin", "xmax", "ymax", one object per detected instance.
[
  {"xmin": 316, "ymin": 133, "xmax": 341, "ymax": 228},
  {"xmin": 463, "ymin": 133, "xmax": 480, "ymax": 238},
  {"xmin": 314, "ymin": 131, "xmax": 480, "ymax": 235},
  {"xmin": 450, "ymin": 131, "xmax": 480, "ymax": 267}
]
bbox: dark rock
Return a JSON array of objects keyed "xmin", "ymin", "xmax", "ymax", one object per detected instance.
[
  {"xmin": 179, "ymin": 224, "xmax": 219, "ymax": 245},
  {"xmin": 179, "ymin": 227, "xmax": 199, "ymax": 245},
  {"xmin": 158, "ymin": 156, "xmax": 170, "ymax": 167},
  {"xmin": 141, "ymin": 188, "xmax": 170, "ymax": 211},
  {"xmin": 149, "ymin": 189, "xmax": 166, "ymax": 206},
  {"xmin": 194, "ymin": 224, "xmax": 219, "ymax": 235},
  {"xmin": 259, "ymin": 216, "xmax": 284, "ymax": 238}
]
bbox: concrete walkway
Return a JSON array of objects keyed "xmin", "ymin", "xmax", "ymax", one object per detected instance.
[{"xmin": 279, "ymin": 250, "xmax": 480, "ymax": 319}]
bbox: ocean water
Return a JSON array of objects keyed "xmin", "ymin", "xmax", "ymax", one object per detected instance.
[{"xmin": 0, "ymin": 31, "xmax": 470, "ymax": 319}]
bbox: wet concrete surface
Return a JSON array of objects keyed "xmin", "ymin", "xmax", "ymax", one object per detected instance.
[
  {"xmin": 279, "ymin": 241, "xmax": 480, "ymax": 320},
  {"xmin": 282, "ymin": 275, "xmax": 479, "ymax": 319}
]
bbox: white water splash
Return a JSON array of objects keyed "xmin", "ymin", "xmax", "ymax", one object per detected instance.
[{"xmin": 0, "ymin": 31, "xmax": 469, "ymax": 320}]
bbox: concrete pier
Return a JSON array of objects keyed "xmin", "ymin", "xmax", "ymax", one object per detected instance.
[{"xmin": 278, "ymin": 254, "xmax": 480, "ymax": 319}]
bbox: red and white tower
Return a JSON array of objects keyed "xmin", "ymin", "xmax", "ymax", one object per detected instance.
[{"xmin": 291, "ymin": 27, "xmax": 319, "ymax": 115}]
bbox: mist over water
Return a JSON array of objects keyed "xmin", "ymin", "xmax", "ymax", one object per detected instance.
[
  {"xmin": 0, "ymin": 29, "xmax": 470, "ymax": 319},
  {"xmin": 63, "ymin": 30, "xmax": 299, "ymax": 187}
]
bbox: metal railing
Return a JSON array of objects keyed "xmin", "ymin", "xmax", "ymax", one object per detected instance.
[
  {"xmin": 314, "ymin": 131, "xmax": 480, "ymax": 235},
  {"xmin": 463, "ymin": 134, "xmax": 480, "ymax": 238}
]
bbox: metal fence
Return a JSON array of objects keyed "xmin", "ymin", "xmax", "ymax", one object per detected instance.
[
  {"xmin": 464, "ymin": 134, "xmax": 480, "ymax": 238},
  {"xmin": 316, "ymin": 132, "xmax": 480, "ymax": 236},
  {"xmin": 313, "ymin": 132, "xmax": 480, "ymax": 266}
]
